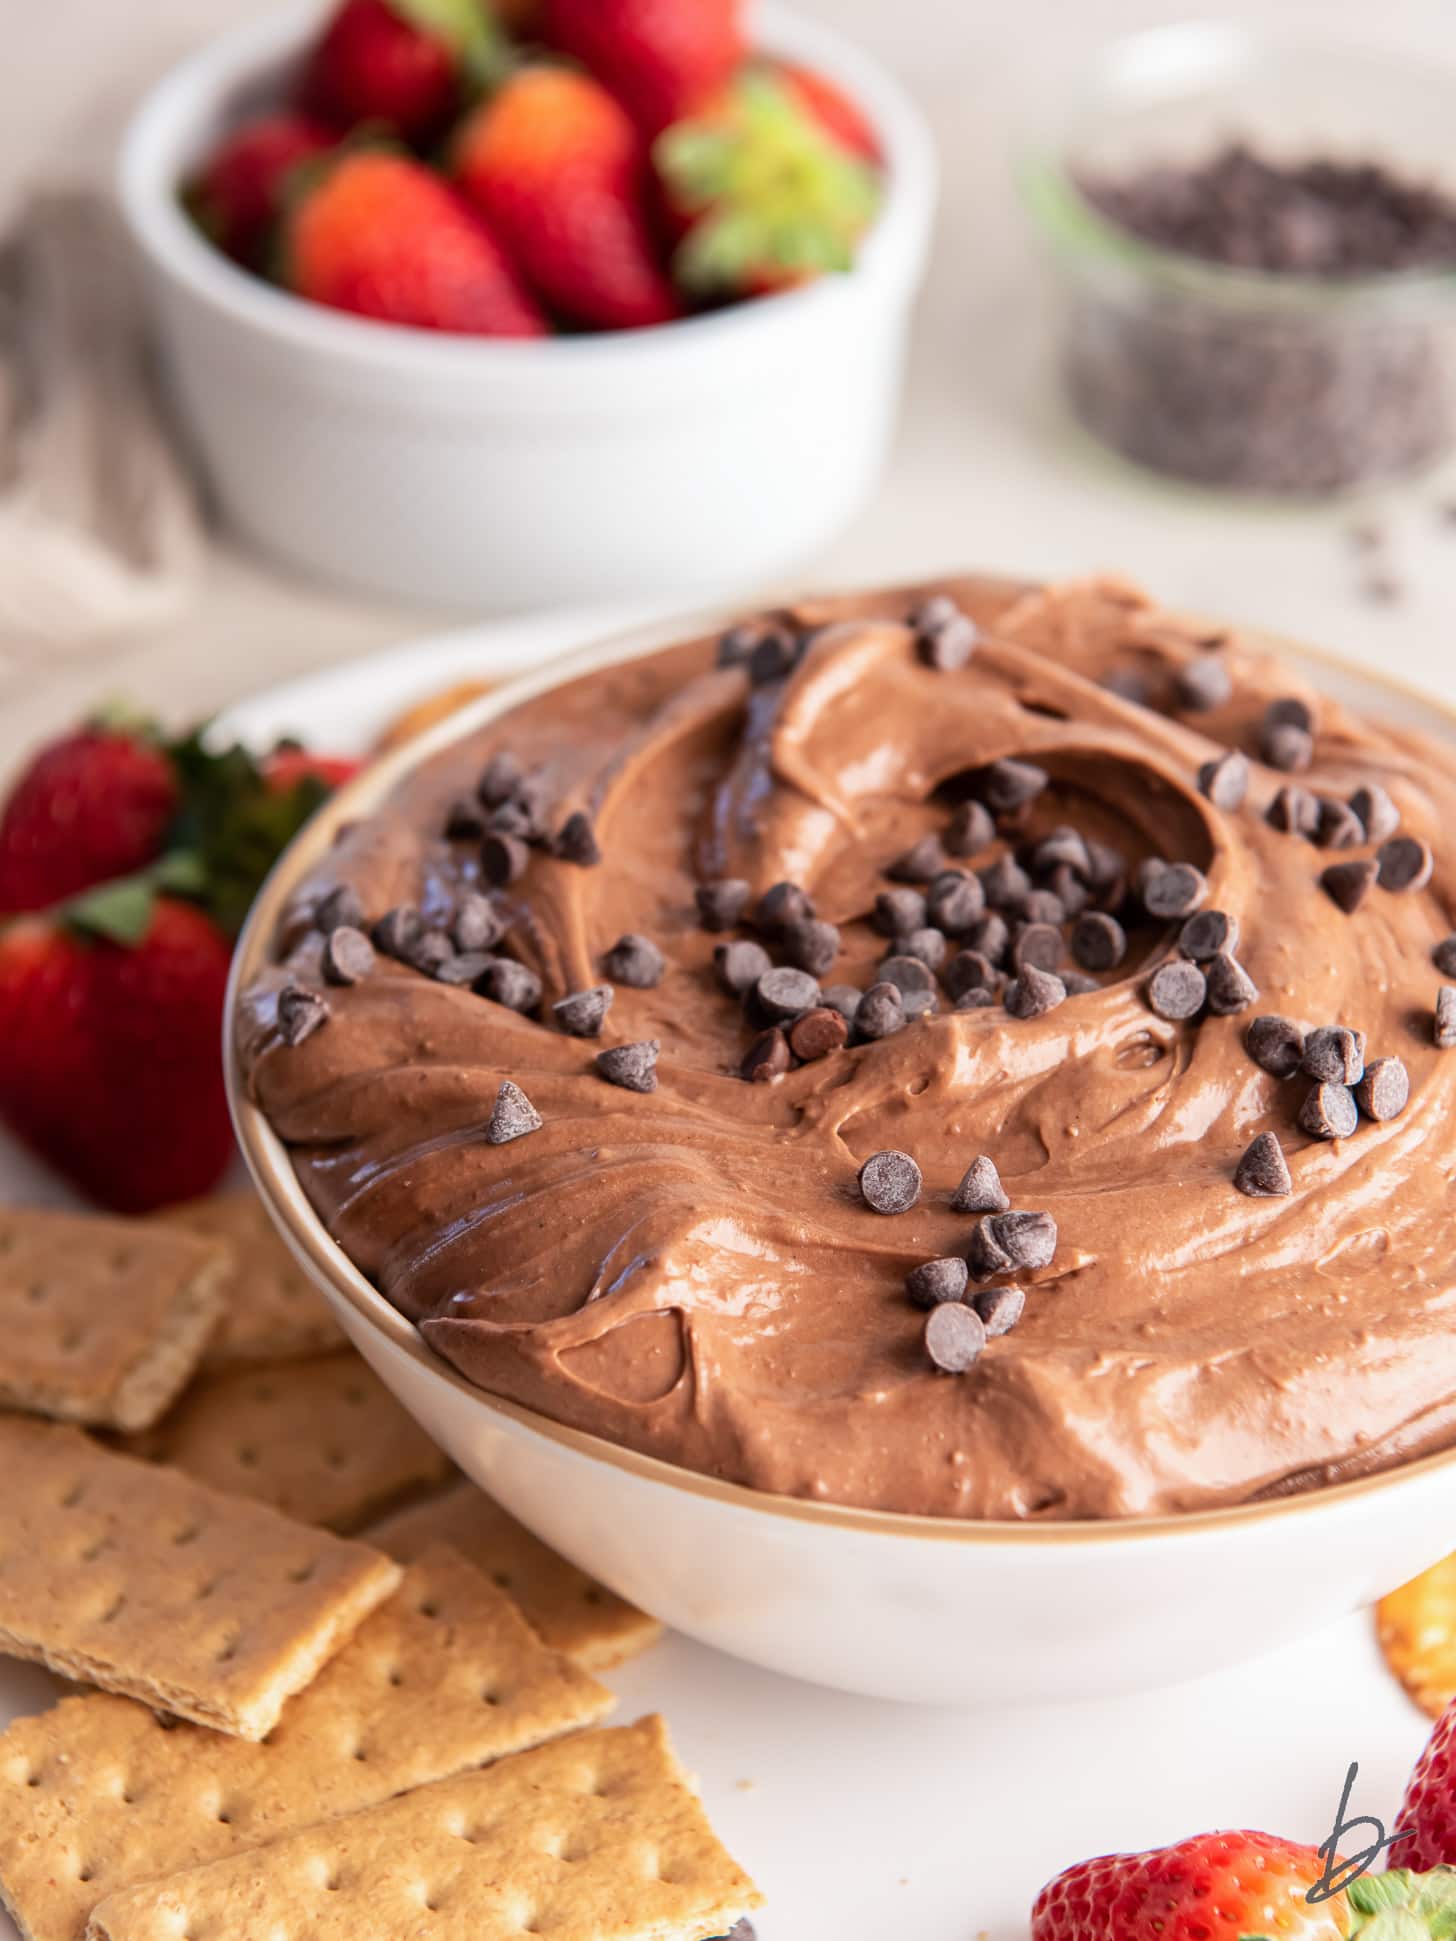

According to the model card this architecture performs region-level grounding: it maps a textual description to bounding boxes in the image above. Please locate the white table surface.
[1,4,1455,1935]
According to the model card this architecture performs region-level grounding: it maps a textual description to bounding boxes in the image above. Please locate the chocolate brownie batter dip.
[237,574,1456,1521]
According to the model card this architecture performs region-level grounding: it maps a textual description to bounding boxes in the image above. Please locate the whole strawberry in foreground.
[454,66,679,332]
[281,150,546,334]
[542,0,745,137]
[0,727,178,917]
[1396,1692,1456,1870]
[184,112,335,267]
[299,0,499,143]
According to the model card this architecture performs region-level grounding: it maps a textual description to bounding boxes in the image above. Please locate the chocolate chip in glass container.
[974,1283,1026,1337]
[1175,656,1233,712]
[980,1209,1058,1272]
[1260,721,1314,773]
[1377,835,1434,893]
[481,959,543,1014]
[1266,786,1320,839]
[482,832,530,887]
[1302,1025,1365,1086]
[1143,861,1208,920]
[1436,935,1456,979]
[945,799,996,858]
[1356,1055,1410,1121]
[1300,1081,1359,1140]
[1245,1014,1305,1079]
[322,925,375,987]
[755,965,821,1021]
[859,1149,922,1214]
[1234,1130,1292,1198]
[696,879,751,931]
[485,1079,541,1145]
[924,1301,986,1374]
[714,938,772,997]
[789,1006,849,1062]
[372,904,424,960]
[754,881,814,934]
[1350,783,1401,843]
[741,1028,791,1082]
[951,1154,1010,1215]
[1204,951,1260,1016]
[1004,964,1067,1019]
[927,870,985,935]
[888,834,950,884]
[1033,826,1093,878]
[906,1255,970,1309]
[1315,798,1365,851]
[1149,960,1207,1021]
[1179,909,1237,961]
[782,917,841,977]
[277,983,328,1047]
[594,1039,660,1093]
[602,933,665,989]
[1198,749,1250,811]
[1012,922,1064,974]
[856,981,906,1041]
[974,759,1049,816]
[316,885,364,934]
[1437,987,1456,1049]
[1320,857,1380,913]
[981,854,1032,911]
[476,751,523,807]
[1072,911,1127,972]
[554,811,602,867]
[553,985,614,1038]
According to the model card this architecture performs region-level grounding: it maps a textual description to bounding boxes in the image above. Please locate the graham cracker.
[86,1716,762,1941]
[1377,1551,1456,1717]
[130,1353,452,1532]
[153,1191,343,1369]
[371,1482,662,1670]
[0,1417,399,1741]
[0,1206,229,1434]
[0,1545,613,1941]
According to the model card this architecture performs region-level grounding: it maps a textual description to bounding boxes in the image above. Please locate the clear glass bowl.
[1019,22,1456,494]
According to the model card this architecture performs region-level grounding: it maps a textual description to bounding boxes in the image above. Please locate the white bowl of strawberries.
[118,0,935,612]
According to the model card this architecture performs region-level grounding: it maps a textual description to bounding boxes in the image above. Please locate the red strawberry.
[281,150,546,334]
[0,894,234,1212]
[541,0,745,137]
[299,0,499,143]
[774,61,880,162]
[656,72,882,299]
[262,749,364,793]
[453,67,679,332]
[1396,1694,1456,1869]
[1032,1832,1348,1940]
[185,112,335,267]
[0,729,178,918]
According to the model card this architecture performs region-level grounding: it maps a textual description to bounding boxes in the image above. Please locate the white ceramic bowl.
[118,3,936,612]
[226,602,1456,1708]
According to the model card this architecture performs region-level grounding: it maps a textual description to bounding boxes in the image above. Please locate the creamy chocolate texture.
[238,575,1456,1520]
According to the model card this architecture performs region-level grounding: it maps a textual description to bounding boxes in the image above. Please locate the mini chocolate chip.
[859,1149,922,1214]
[434,951,498,988]
[480,958,543,1014]
[979,1209,1058,1272]
[955,987,997,1010]
[715,623,759,668]
[1179,909,1237,961]
[1033,826,1092,877]
[1071,912,1127,972]
[445,797,486,841]
[1012,922,1063,974]
[789,1006,849,1062]
[1261,722,1314,773]
[924,1301,986,1374]
[756,966,821,1020]
[1149,960,1207,1021]
[888,834,950,883]
[1234,1130,1292,1198]
[907,593,961,632]
[951,1155,1010,1214]
[965,912,1010,966]
[879,953,934,997]
[602,934,665,989]
[1437,936,1456,979]
[945,799,996,857]
[1101,667,1149,705]
[554,812,601,867]
[1175,655,1232,711]
[927,871,985,934]
[696,879,751,931]
[482,833,530,887]
[974,759,1049,816]
[485,799,536,841]
[742,1027,791,1082]
[754,881,814,933]
[903,988,940,1020]
[1004,964,1066,1019]
[595,1039,660,1092]
[1377,835,1434,893]
[974,1284,1026,1336]
[1245,1014,1305,1079]
[553,985,613,1038]
[1143,862,1208,920]
[452,893,505,954]
[1204,951,1259,1016]
[822,985,862,1024]
[1022,889,1066,927]
[1047,865,1091,918]
[1356,1056,1410,1122]
[782,917,841,977]
[1315,798,1364,851]
[748,626,802,686]
[316,885,364,933]
[1350,783,1401,843]
[900,927,948,971]
[856,981,906,1041]
[372,905,424,959]
[1303,1025,1365,1087]
[486,1080,541,1145]
[476,752,523,807]
[943,950,998,1001]
[322,925,375,987]
[1083,840,1127,892]
[874,887,927,937]
[1266,696,1315,735]
[981,854,1032,910]
[1300,1081,1358,1140]
[906,1256,970,1309]
[1061,970,1101,995]
[277,983,328,1047]
[714,939,772,996]
[1197,750,1250,811]
[1320,857,1379,913]
[407,930,453,977]
[1437,987,1456,1049]
[914,605,979,672]
[1266,786,1320,838]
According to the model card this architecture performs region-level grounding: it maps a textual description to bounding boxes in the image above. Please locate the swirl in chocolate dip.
[237,574,1456,1521]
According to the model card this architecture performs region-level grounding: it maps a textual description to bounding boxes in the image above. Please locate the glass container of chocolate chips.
[1019,24,1456,493]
